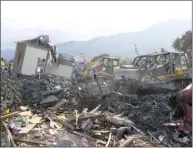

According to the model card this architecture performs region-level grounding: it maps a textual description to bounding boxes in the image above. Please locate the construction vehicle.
[113,51,191,93]
[72,54,120,81]
[73,51,191,94]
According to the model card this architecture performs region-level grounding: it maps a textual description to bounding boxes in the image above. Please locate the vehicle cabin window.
[173,54,180,66]
[164,54,170,64]
[180,55,187,66]
[113,60,118,66]
[157,55,166,65]
[103,59,108,68]
[138,57,147,67]
[133,57,139,66]
[108,59,113,67]
[149,56,157,68]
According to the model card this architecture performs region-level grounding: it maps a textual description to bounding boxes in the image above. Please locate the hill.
[1,19,191,60]
[56,19,191,59]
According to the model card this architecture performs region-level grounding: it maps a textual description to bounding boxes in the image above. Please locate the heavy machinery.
[72,54,120,81]
[71,54,120,95]
[113,51,192,93]
[73,51,191,95]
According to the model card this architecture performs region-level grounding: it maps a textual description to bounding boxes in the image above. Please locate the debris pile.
[1,73,192,147]
[1,73,23,110]
[105,93,173,132]
[1,104,158,147]
[21,74,72,105]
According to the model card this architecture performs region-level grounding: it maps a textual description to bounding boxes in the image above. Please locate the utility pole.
[135,45,140,56]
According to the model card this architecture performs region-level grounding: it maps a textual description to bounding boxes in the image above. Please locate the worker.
[1,58,5,72]
[8,63,13,77]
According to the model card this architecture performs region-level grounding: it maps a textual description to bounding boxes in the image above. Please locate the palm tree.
[172,38,181,52]
[180,30,192,66]
[180,30,192,53]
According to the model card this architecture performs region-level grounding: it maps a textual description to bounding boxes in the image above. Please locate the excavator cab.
[102,57,119,74]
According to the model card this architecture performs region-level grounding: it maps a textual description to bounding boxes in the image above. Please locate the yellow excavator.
[73,54,120,81]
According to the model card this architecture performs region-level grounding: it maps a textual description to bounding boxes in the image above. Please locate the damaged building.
[13,35,74,79]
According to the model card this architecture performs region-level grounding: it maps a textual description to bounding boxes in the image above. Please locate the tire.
[116,127,131,140]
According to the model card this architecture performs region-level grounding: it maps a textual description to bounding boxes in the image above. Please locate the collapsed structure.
[13,35,74,79]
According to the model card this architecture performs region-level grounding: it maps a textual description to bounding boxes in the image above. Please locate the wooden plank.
[49,99,67,111]
[1,111,20,120]
[46,110,75,130]
[67,114,105,122]
[13,137,48,145]
[105,132,112,147]
[18,123,36,134]
[2,121,16,147]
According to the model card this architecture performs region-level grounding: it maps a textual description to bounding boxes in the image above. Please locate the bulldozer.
[113,51,192,93]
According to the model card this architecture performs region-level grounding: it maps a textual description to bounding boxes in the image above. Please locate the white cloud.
[1,1,192,35]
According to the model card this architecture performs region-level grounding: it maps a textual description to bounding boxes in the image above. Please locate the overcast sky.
[2,1,192,36]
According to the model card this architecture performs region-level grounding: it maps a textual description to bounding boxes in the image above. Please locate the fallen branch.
[105,132,112,147]
[2,121,16,147]
[119,134,142,147]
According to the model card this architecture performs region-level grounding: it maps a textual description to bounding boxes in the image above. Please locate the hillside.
[56,19,191,59]
[1,19,191,60]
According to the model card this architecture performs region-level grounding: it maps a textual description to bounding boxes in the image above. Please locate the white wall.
[47,63,73,79]
[21,45,47,75]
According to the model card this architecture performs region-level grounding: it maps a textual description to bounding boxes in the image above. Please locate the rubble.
[1,72,23,109]
[104,93,173,132]
[1,70,192,147]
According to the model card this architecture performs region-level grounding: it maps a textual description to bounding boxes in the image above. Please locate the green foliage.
[172,30,192,65]
[180,30,192,52]
[119,58,133,66]
[172,38,181,51]
[172,30,192,52]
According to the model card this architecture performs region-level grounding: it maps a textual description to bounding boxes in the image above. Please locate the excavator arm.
[81,56,109,78]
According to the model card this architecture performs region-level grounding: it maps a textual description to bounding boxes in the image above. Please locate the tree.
[180,30,192,53]
[180,31,192,66]
[172,30,192,66]
[172,38,181,52]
